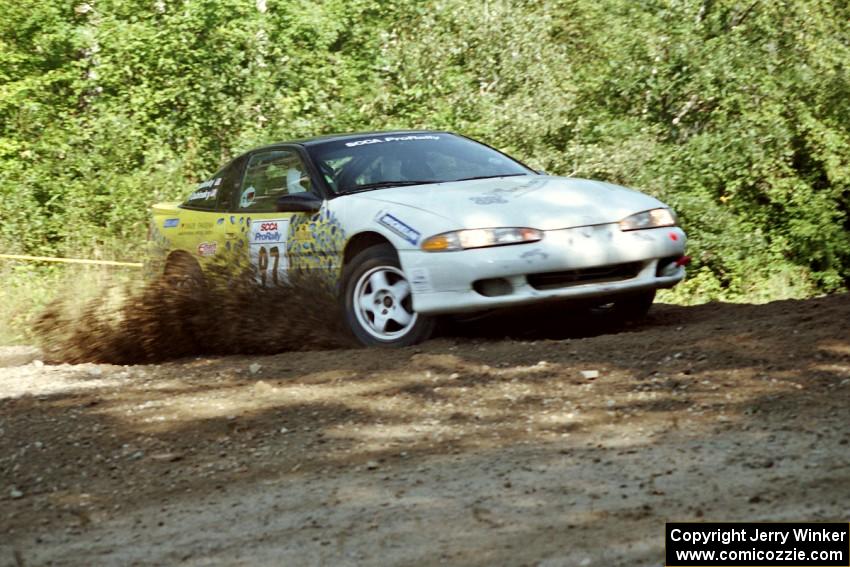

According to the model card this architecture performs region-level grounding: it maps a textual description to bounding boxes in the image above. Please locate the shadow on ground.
[1,293,848,565]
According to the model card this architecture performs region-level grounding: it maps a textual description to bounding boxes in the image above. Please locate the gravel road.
[2,295,849,566]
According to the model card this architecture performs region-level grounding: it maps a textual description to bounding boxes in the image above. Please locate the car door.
[234,147,321,286]
[173,156,246,265]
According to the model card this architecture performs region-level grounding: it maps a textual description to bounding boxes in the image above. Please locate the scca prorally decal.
[378,213,421,245]
[252,221,283,243]
[345,135,440,147]
[163,218,179,228]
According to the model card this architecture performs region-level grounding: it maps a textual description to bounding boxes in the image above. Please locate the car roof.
[250,129,453,151]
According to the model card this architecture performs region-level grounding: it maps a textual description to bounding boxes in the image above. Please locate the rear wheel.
[342,244,434,347]
[163,253,206,292]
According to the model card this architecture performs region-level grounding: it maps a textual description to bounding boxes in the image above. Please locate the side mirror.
[536,169,548,176]
[276,192,323,213]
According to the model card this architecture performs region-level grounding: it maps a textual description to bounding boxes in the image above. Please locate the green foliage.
[1,0,848,301]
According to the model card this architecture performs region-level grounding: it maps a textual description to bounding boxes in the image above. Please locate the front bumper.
[400,224,687,315]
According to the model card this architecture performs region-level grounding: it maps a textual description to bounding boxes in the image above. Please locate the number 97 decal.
[249,218,290,285]
[256,246,281,286]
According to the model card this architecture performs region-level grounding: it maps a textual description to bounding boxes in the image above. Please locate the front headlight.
[619,208,676,231]
[421,227,543,252]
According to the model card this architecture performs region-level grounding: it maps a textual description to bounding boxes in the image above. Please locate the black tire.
[342,244,435,347]
[163,253,206,292]
[610,289,656,320]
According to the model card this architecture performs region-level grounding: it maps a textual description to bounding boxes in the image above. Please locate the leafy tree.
[1,0,847,300]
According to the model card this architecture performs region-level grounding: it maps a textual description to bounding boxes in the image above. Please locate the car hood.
[351,175,667,231]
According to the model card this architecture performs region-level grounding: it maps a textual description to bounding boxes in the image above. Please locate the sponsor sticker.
[520,249,548,262]
[197,241,217,256]
[409,267,432,293]
[249,218,291,285]
[377,213,421,245]
[240,186,256,209]
[345,135,440,147]
[188,188,217,201]
[469,195,508,205]
[196,177,218,190]
[252,221,283,242]
[163,218,179,228]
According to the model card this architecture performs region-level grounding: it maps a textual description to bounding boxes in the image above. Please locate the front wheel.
[342,244,435,347]
[610,289,656,320]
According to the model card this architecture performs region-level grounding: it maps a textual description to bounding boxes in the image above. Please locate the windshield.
[305,133,534,194]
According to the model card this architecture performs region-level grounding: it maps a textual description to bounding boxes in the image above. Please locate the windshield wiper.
[340,180,441,194]
[452,173,531,182]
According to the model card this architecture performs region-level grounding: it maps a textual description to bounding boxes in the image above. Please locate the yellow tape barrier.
[0,253,143,268]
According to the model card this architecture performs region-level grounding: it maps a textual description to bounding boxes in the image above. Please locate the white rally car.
[150,130,688,346]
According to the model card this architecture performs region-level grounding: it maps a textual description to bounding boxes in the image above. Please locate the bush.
[1,0,848,308]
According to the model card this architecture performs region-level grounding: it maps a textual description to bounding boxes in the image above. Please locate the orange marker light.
[421,235,451,251]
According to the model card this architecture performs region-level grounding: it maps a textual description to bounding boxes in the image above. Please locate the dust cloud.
[34,264,352,364]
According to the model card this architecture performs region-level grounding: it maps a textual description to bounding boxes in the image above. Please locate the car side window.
[182,176,221,211]
[214,155,246,211]
[238,149,312,212]
[181,156,245,211]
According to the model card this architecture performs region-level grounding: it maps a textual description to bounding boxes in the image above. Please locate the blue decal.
[163,218,179,228]
[378,213,421,245]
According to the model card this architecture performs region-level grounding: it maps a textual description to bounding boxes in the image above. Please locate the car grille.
[526,262,643,290]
